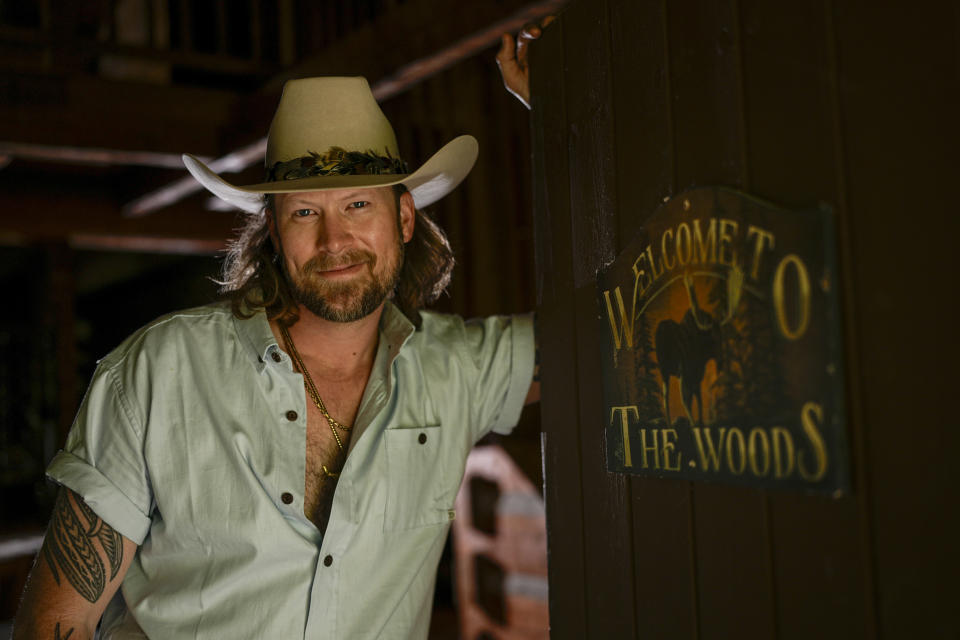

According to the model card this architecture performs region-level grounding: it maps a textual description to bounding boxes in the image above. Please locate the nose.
[316,211,354,254]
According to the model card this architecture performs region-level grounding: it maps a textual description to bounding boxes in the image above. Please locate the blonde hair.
[218,185,454,327]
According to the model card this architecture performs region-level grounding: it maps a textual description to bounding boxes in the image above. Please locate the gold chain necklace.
[278,323,351,478]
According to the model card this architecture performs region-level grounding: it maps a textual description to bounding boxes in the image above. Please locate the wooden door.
[531,1,959,638]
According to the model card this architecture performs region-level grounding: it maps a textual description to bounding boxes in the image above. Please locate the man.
[14,76,537,639]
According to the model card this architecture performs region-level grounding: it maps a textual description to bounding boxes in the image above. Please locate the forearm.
[14,572,98,639]
[524,312,541,405]
[13,488,137,639]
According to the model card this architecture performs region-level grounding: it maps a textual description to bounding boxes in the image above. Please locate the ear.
[398,191,415,243]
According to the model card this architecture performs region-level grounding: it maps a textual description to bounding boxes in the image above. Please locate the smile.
[316,262,366,277]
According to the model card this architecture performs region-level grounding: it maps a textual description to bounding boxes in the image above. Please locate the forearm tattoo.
[54,622,74,639]
[42,490,124,603]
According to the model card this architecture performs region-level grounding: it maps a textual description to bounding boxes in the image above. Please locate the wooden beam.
[0,188,234,254]
[0,25,271,76]
[126,0,568,217]
[278,0,296,67]
[70,234,225,254]
[123,137,266,216]
[0,75,237,156]
[373,0,566,102]
[0,141,209,169]
[264,0,563,91]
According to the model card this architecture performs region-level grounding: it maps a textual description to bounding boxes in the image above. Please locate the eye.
[292,208,314,218]
[347,201,369,210]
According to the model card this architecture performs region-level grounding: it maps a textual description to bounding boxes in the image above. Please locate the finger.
[516,25,538,66]
[519,22,541,41]
[497,33,516,64]
[515,36,529,68]
[541,15,556,29]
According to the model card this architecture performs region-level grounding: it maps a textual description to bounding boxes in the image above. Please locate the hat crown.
[265,77,400,167]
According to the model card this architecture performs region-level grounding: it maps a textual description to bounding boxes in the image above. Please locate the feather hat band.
[182,76,478,212]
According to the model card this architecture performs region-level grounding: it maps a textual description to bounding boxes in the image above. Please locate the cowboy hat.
[182,76,478,212]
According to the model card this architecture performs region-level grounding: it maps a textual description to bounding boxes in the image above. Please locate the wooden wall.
[531,1,958,638]
[381,52,535,319]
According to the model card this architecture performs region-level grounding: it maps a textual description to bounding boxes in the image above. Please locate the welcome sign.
[597,187,848,493]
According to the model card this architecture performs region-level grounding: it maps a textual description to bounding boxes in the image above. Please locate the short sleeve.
[460,313,536,440]
[46,360,154,545]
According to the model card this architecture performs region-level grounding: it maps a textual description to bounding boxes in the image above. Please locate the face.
[270,186,415,323]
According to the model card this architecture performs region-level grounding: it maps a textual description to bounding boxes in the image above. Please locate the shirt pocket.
[382,425,452,532]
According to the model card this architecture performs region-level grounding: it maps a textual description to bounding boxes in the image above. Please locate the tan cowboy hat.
[182,76,478,212]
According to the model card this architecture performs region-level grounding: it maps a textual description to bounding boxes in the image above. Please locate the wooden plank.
[666,1,776,638]
[0,75,235,157]
[530,17,588,640]
[0,186,234,251]
[607,0,699,636]
[447,62,500,316]
[481,55,535,314]
[609,0,676,230]
[0,141,204,169]
[830,3,959,636]
[277,0,296,66]
[667,0,748,189]
[562,1,638,637]
[215,0,228,55]
[178,0,192,52]
[249,0,262,61]
[737,2,872,638]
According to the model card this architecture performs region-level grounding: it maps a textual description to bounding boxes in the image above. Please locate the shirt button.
[323,555,333,567]
[281,492,293,504]
[271,351,282,362]
[286,410,298,421]
[418,432,427,445]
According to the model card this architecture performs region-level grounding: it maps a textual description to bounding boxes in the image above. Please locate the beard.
[283,240,404,323]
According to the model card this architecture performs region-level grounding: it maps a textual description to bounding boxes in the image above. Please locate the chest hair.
[301,380,365,535]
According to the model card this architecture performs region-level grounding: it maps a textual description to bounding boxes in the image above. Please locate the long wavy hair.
[219,184,454,327]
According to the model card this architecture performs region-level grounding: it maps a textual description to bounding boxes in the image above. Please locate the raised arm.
[496,16,555,109]
[525,317,541,405]
[13,487,138,640]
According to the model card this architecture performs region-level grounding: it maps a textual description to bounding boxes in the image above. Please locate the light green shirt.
[47,302,535,639]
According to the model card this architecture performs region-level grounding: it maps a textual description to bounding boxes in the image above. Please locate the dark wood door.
[531,1,959,638]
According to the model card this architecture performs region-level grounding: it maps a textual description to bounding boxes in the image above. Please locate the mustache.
[302,249,376,272]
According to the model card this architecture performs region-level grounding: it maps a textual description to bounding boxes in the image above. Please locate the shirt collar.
[378,301,416,357]
[232,307,280,374]
[232,302,416,374]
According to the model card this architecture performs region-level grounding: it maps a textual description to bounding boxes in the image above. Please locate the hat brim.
[183,135,478,213]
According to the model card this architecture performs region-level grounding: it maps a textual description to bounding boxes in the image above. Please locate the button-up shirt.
[46,302,535,639]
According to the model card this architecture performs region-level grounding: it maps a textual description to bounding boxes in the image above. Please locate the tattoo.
[75,495,124,580]
[54,622,74,640]
[43,490,124,602]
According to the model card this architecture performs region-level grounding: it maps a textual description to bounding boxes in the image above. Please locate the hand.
[496,16,555,110]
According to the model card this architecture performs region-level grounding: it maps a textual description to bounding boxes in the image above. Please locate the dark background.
[532,1,958,638]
